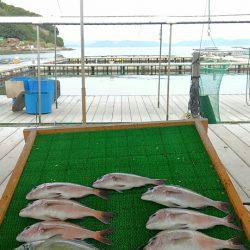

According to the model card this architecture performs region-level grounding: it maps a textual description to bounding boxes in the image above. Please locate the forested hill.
[0,1,64,46]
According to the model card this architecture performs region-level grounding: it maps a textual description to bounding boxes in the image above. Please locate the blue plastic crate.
[25,92,52,114]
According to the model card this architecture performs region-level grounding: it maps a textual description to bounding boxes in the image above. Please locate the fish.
[19,199,113,224]
[39,236,100,250]
[26,182,108,200]
[92,173,165,191]
[146,208,240,231]
[14,241,44,250]
[141,185,229,213]
[16,221,112,245]
[144,230,246,250]
[15,236,100,250]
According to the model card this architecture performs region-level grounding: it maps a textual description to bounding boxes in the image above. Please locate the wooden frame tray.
[0,118,250,240]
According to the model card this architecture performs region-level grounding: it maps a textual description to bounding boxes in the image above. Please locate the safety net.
[199,63,229,124]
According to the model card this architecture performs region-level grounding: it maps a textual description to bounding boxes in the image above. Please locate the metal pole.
[54,26,58,109]
[157,24,163,108]
[80,0,87,125]
[246,48,250,106]
[166,24,172,120]
[37,25,42,124]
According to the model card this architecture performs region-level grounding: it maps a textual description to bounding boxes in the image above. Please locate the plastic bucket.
[25,92,52,114]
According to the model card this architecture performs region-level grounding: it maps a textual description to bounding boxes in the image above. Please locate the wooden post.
[188,52,200,117]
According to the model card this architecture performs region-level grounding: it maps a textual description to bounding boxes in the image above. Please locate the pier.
[35,61,250,76]
[1,56,250,79]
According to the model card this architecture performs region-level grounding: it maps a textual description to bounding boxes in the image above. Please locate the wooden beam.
[23,119,208,140]
[195,120,250,240]
[0,130,36,225]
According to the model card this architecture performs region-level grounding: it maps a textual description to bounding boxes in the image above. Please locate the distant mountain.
[79,39,250,48]
[85,40,165,47]
[0,1,64,46]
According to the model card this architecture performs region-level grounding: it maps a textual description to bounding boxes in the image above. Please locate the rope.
[56,0,63,16]
[199,0,208,52]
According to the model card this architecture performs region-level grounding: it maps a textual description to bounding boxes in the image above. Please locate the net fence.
[199,63,229,123]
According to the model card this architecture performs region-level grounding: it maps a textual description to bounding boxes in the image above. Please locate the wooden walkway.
[0,124,250,213]
[0,94,250,124]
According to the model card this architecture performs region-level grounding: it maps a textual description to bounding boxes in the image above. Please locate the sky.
[2,0,250,46]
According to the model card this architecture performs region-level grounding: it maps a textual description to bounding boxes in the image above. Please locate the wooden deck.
[1,94,250,124]
[0,123,250,214]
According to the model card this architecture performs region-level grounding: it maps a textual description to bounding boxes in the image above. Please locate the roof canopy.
[0,15,250,25]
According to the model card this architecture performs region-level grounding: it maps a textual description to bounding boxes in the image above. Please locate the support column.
[157,24,163,108]
[80,0,87,125]
[188,52,200,116]
[54,26,58,109]
[166,24,172,120]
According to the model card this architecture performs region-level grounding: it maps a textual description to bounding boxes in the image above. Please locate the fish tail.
[96,189,109,199]
[227,237,246,250]
[97,211,114,224]
[152,179,166,185]
[215,201,230,213]
[223,214,241,231]
[95,228,113,245]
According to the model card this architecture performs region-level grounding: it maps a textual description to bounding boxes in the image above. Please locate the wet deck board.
[1,94,250,124]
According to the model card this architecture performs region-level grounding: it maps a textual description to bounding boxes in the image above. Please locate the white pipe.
[166,24,172,120]
[80,0,86,125]
[54,26,58,109]
[37,25,42,124]
[157,24,163,108]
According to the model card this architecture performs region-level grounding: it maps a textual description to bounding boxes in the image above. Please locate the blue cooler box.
[25,92,52,114]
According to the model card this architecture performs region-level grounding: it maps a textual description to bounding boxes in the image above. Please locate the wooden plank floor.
[0,124,250,211]
[0,94,250,124]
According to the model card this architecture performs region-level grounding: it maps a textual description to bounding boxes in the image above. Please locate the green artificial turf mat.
[0,124,249,249]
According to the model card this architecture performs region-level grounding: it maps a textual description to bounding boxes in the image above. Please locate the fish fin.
[47,235,63,240]
[215,201,230,213]
[116,190,123,193]
[168,201,182,207]
[224,214,241,231]
[165,190,182,195]
[96,189,109,199]
[46,185,64,189]
[116,184,126,188]
[153,179,166,185]
[228,237,246,250]
[98,212,114,224]
[41,227,62,233]
[52,192,64,198]
[112,176,122,181]
[177,223,190,229]
[95,228,113,245]
[171,236,193,244]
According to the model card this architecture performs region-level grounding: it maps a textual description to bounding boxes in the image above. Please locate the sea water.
[57,73,247,96]
[0,46,248,96]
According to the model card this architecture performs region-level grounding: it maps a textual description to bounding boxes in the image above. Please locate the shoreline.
[0,47,74,55]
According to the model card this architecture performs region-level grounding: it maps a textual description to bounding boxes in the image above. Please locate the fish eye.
[149,237,156,245]
[24,225,31,230]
